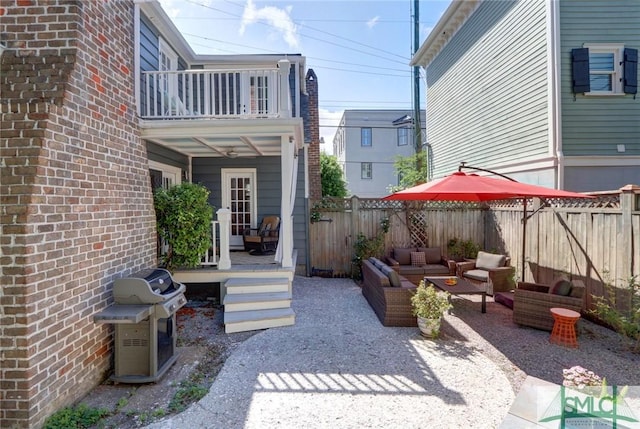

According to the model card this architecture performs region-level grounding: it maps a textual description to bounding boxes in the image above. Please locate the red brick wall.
[305,69,321,200]
[0,1,157,428]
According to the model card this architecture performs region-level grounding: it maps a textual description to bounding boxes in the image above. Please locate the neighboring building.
[411,0,639,191]
[0,1,319,427]
[333,109,426,197]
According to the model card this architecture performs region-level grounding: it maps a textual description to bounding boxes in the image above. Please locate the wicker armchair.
[456,251,515,295]
[242,216,280,255]
[513,280,585,331]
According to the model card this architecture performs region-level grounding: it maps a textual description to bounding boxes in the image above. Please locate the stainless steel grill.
[95,268,186,383]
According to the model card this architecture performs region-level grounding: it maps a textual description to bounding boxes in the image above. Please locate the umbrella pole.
[521,198,527,282]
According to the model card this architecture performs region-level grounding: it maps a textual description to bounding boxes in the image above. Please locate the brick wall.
[305,69,321,200]
[0,1,157,428]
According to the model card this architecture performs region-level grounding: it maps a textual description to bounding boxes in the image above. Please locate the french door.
[221,169,257,248]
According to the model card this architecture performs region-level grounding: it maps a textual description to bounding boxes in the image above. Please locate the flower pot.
[417,316,442,338]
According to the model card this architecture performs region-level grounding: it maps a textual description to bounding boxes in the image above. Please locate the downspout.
[134,2,141,117]
[547,0,564,189]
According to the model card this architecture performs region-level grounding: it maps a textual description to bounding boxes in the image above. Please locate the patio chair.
[456,251,515,295]
[513,279,585,331]
[243,216,280,255]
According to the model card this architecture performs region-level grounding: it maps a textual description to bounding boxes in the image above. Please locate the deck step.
[224,308,295,333]
[224,277,290,294]
[223,291,292,312]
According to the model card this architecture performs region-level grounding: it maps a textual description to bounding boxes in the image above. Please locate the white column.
[278,59,291,118]
[278,135,294,268]
[217,208,231,270]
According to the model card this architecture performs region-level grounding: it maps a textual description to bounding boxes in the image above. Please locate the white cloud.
[240,0,299,49]
[367,16,380,29]
[319,108,344,155]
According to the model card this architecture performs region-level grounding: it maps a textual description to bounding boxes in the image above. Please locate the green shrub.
[154,183,214,271]
[168,380,208,413]
[590,274,639,353]
[43,404,110,429]
[351,217,389,279]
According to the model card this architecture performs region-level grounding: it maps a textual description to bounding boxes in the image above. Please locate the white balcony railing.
[142,68,289,120]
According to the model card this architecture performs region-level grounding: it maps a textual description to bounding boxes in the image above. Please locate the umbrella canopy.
[383,171,593,281]
[383,171,591,201]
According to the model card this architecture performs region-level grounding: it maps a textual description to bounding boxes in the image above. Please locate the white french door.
[221,168,257,248]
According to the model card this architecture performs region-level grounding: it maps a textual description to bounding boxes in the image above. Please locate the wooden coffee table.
[425,276,487,313]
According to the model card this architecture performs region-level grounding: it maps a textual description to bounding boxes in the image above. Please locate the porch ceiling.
[139,118,304,158]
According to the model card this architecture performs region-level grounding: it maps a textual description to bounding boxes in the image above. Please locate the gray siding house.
[333,109,425,198]
[411,0,639,191]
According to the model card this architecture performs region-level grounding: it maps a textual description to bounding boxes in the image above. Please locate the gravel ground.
[144,276,640,429]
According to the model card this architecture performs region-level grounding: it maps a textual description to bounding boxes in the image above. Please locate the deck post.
[217,208,232,270]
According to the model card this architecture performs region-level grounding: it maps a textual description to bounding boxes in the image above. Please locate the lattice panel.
[409,210,428,247]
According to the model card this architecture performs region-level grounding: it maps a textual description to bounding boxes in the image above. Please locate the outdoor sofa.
[361,257,417,327]
[384,247,452,285]
[513,279,585,331]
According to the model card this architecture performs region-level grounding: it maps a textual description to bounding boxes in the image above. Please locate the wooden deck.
[172,250,297,284]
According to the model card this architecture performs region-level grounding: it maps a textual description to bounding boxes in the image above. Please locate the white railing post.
[217,208,232,270]
[277,59,291,118]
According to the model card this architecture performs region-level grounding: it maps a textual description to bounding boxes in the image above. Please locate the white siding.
[426,0,549,178]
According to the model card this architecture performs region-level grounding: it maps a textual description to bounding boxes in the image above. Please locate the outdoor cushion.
[424,264,450,275]
[463,269,489,282]
[387,270,402,287]
[393,248,414,265]
[369,257,385,270]
[475,251,506,270]
[397,265,427,275]
[550,279,572,296]
[411,252,426,266]
[418,247,441,264]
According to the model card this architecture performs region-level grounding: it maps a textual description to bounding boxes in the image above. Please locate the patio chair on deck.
[243,216,280,255]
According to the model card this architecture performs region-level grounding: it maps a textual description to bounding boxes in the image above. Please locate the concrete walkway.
[146,277,514,429]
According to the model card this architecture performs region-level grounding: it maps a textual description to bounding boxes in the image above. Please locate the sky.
[158,0,452,154]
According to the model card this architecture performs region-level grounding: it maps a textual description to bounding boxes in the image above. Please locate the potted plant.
[410,280,452,338]
[447,238,480,261]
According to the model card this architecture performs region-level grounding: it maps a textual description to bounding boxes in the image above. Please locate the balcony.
[141,66,291,120]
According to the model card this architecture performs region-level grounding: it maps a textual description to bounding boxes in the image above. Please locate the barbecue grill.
[94,268,186,383]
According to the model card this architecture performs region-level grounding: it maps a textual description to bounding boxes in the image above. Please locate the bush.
[44,404,110,429]
[590,274,639,353]
[154,183,214,271]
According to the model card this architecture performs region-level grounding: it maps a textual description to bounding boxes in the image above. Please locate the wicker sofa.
[361,257,417,327]
[513,279,586,331]
[456,251,515,296]
[384,247,452,285]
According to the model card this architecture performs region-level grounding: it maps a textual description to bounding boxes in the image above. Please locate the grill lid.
[113,268,186,305]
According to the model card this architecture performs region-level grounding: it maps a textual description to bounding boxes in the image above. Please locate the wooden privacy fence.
[309,186,639,310]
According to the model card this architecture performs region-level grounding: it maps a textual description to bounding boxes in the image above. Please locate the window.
[361,128,372,147]
[586,44,624,94]
[397,127,410,146]
[361,162,372,179]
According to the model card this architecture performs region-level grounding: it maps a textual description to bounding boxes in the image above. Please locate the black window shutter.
[571,48,590,93]
[623,48,638,95]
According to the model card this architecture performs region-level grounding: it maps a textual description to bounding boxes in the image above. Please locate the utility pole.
[412,0,424,181]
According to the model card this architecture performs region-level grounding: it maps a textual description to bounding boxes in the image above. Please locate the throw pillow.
[410,251,426,266]
[394,248,413,265]
[550,279,572,296]
[387,270,402,287]
[418,247,442,264]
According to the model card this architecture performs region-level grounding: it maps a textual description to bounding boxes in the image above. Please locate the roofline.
[136,0,305,69]
[410,0,481,68]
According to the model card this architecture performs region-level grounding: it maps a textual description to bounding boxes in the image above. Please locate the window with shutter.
[581,44,626,95]
[572,48,590,93]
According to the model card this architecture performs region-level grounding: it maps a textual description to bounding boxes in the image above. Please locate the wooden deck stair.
[222,277,295,333]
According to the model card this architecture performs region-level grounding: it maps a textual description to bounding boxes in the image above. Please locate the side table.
[549,307,580,348]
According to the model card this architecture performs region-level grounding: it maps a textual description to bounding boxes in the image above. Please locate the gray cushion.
[387,270,402,287]
[396,265,426,275]
[418,247,442,264]
[464,269,489,282]
[393,248,414,265]
[379,264,394,277]
[475,251,506,270]
[424,264,450,275]
[550,279,572,296]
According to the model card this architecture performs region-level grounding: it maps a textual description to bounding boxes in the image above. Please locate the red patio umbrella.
[383,171,593,279]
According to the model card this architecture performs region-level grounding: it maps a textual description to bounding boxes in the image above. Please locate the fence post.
[620,185,639,279]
